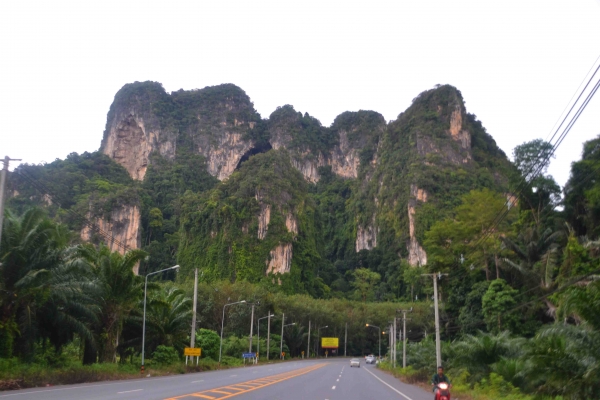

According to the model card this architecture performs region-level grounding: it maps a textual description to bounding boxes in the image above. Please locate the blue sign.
[242,352,256,358]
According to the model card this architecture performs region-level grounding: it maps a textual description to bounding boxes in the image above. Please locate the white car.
[365,355,376,364]
[350,358,360,368]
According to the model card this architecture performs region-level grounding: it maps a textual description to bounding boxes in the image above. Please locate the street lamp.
[219,300,247,364]
[317,325,328,357]
[280,321,296,359]
[366,323,381,360]
[257,313,274,359]
[141,264,180,373]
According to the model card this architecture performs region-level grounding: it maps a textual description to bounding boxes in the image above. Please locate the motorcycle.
[434,382,451,400]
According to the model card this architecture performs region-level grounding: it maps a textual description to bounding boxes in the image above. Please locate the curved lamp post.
[366,323,381,360]
[257,313,274,359]
[141,264,180,373]
[219,300,247,364]
[280,322,296,359]
[317,325,328,357]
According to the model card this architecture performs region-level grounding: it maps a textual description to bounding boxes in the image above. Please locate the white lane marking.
[230,374,238,377]
[363,367,413,400]
[336,379,339,382]
[191,380,204,383]
[339,375,341,378]
[332,386,336,390]
[0,381,139,397]
[117,389,143,394]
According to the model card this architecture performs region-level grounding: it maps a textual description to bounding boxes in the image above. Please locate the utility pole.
[422,272,447,367]
[398,308,412,368]
[280,313,284,359]
[267,313,271,360]
[188,269,199,365]
[0,156,21,250]
[249,303,255,353]
[389,323,392,358]
[307,320,311,359]
[344,323,348,357]
[393,317,397,368]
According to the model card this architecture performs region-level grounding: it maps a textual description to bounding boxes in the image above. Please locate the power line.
[445,69,600,286]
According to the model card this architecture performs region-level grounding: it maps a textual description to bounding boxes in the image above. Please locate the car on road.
[350,358,360,368]
[365,355,376,364]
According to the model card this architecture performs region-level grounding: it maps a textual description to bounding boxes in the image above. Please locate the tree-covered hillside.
[4,81,600,398]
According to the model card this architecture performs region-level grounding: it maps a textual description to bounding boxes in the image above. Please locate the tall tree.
[351,268,380,302]
[425,189,516,280]
[0,208,95,359]
[75,243,147,363]
[141,283,192,354]
[564,135,600,237]
[482,279,519,333]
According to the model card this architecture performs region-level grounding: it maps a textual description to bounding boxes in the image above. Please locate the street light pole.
[344,323,347,357]
[219,300,247,364]
[142,264,180,374]
[280,313,284,359]
[365,324,381,360]
[280,319,296,360]
[267,313,271,360]
[257,314,274,359]
[317,326,328,357]
[248,303,258,353]
[307,320,311,359]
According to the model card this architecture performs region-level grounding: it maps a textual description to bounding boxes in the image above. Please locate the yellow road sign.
[321,337,339,348]
[184,347,201,357]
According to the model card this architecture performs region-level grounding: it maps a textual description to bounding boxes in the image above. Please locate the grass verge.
[0,356,279,391]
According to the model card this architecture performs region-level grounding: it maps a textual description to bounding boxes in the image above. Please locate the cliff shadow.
[235,142,273,170]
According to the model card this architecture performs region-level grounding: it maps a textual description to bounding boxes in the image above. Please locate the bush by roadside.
[0,356,225,391]
[377,362,560,400]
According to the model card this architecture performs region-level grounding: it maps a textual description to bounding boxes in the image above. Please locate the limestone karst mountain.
[9,81,512,295]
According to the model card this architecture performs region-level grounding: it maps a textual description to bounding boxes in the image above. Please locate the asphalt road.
[0,359,435,400]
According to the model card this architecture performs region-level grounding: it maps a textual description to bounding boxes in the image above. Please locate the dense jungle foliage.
[2,82,600,398]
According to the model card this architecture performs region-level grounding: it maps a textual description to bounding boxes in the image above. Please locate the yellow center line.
[206,390,235,395]
[166,363,326,400]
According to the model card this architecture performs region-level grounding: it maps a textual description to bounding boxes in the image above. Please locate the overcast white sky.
[1,0,599,187]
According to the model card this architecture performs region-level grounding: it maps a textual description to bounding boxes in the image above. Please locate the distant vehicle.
[365,355,376,364]
[350,358,361,368]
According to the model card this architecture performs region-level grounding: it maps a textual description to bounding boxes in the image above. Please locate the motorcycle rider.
[431,366,451,394]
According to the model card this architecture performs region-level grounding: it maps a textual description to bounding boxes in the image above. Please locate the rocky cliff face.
[80,205,141,273]
[100,82,178,181]
[101,82,260,182]
[102,113,175,180]
[266,243,293,275]
[102,84,382,189]
[100,82,509,280]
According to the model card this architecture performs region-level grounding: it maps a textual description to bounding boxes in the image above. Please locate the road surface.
[0,359,434,400]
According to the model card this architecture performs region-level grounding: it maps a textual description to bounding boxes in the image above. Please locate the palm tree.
[448,331,523,383]
[0,208,73,358]
[502,226,564,290]
[283,324,306,357]
[75,243,147,363]
[143,283,192,354]
[524,324,600,398]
